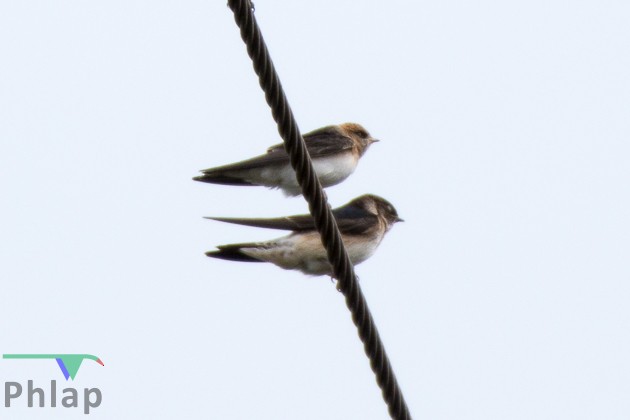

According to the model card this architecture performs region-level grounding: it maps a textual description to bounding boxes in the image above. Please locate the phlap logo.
[3,353,104,414]
[4,354,104,380]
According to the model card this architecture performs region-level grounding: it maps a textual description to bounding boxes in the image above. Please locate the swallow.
[193,123,378,196]
[205,194,402,277]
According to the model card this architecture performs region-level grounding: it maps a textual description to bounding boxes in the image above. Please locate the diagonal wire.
[225,1,412,418]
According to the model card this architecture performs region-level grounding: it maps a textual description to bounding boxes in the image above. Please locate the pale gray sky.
[1,1,629,419]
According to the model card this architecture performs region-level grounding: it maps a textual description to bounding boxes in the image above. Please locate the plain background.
[1,1,629,419]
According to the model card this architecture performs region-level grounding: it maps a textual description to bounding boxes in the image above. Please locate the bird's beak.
[396,217,404,223]
[369,138,380,144]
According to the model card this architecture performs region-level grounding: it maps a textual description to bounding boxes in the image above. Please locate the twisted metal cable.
[226,1,411,418]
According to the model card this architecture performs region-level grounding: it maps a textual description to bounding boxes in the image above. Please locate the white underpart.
[240,229,384,276]
[239,151,358,196]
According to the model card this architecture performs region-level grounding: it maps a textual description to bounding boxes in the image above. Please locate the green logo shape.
[3,354,104,380]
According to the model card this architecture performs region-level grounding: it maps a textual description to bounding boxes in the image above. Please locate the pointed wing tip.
[203,216,229,222]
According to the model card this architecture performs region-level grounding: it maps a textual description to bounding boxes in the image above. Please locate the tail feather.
[193,173,255,186]
[206,244,263,263]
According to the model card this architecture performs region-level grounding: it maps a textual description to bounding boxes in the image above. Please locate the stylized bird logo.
[3,354,104,380]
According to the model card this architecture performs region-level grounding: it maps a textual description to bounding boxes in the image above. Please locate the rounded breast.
[312,152,358,187]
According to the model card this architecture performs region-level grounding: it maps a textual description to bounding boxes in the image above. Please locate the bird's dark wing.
[206,203,377,235]
[330,204,379,235]
[265,126,354,159]
[206,214,316,231]
[197,149,289,174]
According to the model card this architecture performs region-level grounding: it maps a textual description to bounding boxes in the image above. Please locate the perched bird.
[193,123,378,196]
[205,194,402,277]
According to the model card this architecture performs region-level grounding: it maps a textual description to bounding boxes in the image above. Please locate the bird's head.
[348,194,403,230]
[340,122,379,155]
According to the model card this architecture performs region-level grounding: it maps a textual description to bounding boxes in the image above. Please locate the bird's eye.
[355,129,368,139]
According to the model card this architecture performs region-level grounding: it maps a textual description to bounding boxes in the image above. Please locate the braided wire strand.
[226,1,411,418]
